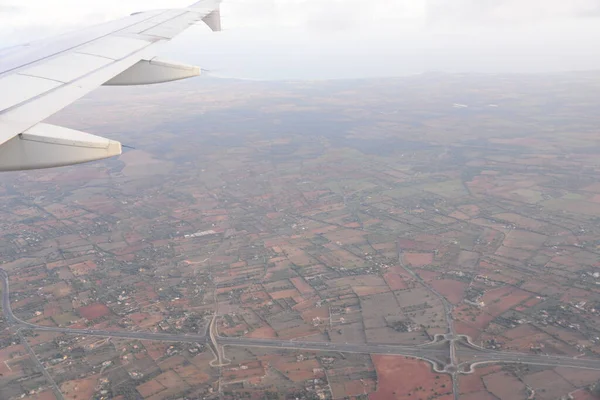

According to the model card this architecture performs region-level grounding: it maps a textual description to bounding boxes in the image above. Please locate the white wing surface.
[0,0,222,171]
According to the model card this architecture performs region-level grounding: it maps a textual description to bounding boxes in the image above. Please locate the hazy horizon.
[2,0,600,79]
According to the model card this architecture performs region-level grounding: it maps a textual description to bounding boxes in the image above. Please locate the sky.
[1,0,600,79]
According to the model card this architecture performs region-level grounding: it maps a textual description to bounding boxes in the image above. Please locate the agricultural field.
[3,72,600,399]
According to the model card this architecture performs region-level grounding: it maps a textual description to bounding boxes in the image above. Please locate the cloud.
[3,0,599,41]
[2,0,600,78]
[220,0,424,30]
[0,5,21,13]
[426,0,600,24]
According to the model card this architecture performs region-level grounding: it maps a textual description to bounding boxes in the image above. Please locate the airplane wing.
[0,0,222,171]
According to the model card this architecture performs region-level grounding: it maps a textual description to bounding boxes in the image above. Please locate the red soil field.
[60,374,100,400]
[264,238,289,248]
[403,252,434,266]
[223,362,266,382]
[343,379,376,397]
[458,204,480,217]
[344,222,361,228]
[27,331,61,347]
[523,297,542,308]
[372,242,397,251]
[0,360,13,378]
[136,379,164,398]
[570,389,597,400]
[158,355,186,371]
[583,182,600,193]
[46,260,68,270]
[42,281,72,298]
[399,238,438,252]
[173,364,211,386]
[155,370,187,390]
[268,358,321,382]
[453,303,496,332]
[383,272,408,291]
[290,276,315,294]
[503,230,547,250]
[481,285,512,303]
[459,365,500,396]
[270,288,300,300]
[449,210,470,220]
[277,325,318,340]
[301,306,329,322]
[78,303,111,320]
[241,290,270,304]
[561,288,596,302]
[484,288,531,316]
[555,367,600,387]
[429,279,468,304]
[221,322,249,336]
[495,245,532,261]
[353,286,390,296]
[460,392,497,400]
[551,254,580,268]
[414,269,440,281]
[522,369,575,398]
[22,389,57,400]
[142,342,168,361]
[370,356,452,400]
[483,371,527,399]
[468,312,496,331]
[503,323,539,339]
[69,260,97,276]
[14,271,49,284]
[230,261,247,268]
[293,298,320,312]
[247,325,277,339]
[453,320,481,340]
[128,312,150,324]
[43,302,62,318]
[216,283,250,294]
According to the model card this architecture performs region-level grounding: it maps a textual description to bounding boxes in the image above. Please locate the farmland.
[3,72,600,399]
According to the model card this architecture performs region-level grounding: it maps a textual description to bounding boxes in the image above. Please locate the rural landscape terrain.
[2,72,600,399]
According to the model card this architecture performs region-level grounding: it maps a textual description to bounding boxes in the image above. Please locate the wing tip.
[202,8,222,32]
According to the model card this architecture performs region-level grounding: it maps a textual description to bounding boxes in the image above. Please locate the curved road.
[4,266,600,399]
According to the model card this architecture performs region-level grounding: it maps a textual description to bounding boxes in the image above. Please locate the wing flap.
[77,36,153,60]
[0,52,145,146]
[19,53,113,83]
[0,0,222,169]
[0,74,62,112]
[103,58,200,86]
[0,123,121,171]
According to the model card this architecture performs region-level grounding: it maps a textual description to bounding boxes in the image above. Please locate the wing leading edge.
[0,0,222,172]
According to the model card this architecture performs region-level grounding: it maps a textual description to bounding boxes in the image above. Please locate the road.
[17,329,65,400]
[4,267,600,398]
[219,336,449,365]
[1,269,209,343]
[397,249,460,398]
[458,347,600,372]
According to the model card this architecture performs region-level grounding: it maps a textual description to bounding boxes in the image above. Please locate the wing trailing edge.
[103,58,201,86]
[0,0,223,171]
[0,123,121,171]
